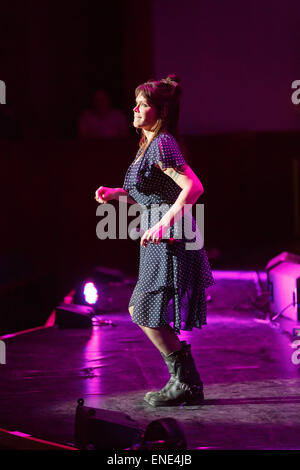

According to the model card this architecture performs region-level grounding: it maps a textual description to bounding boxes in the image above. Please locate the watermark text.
[291,328,300,365]
[0,340,6,365]
[96,200,204,250]
[0,80,6,104]
[291,80,300,105]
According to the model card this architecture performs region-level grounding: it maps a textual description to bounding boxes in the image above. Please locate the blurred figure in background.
[78,88,129,138]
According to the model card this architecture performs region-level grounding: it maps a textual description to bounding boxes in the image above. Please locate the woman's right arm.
[95,186,137,205]
[113,188,137,205]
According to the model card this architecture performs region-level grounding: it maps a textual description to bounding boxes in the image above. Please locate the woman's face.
[133,93,157,131]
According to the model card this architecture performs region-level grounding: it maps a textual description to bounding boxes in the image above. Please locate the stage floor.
[1,277,300,450]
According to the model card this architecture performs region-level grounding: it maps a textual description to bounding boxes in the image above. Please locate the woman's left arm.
[140,163,204,246]
[157,162,204,229]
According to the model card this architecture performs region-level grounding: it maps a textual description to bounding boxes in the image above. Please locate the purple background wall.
[153,0,300,133]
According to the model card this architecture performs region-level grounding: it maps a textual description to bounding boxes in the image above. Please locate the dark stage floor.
[0,275,300,450]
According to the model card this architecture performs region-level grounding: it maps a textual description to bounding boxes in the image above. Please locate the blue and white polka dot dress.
[123,132,215,333]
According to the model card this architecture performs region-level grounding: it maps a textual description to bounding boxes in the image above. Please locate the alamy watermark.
[291,328,300,366]
[291,80,300,105]
[0,80,6,104]
[96,198,204,251]
[0,340,6,365]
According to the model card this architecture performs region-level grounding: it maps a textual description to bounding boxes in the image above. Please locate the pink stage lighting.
[83,282,99,305]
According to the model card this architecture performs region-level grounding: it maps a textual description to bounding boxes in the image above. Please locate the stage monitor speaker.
[55,304,93,328]
[266,252,300,322]
[141,417,187,450]
[75,399,141,450]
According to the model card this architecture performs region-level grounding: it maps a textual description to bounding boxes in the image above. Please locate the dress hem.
[129,284,208,334]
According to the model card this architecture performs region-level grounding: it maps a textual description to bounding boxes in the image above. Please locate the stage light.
[83,282,99,305]
[71,266,128,312]
[72,279,101,308]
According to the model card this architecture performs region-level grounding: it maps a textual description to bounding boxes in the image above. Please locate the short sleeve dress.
[122,132,215,334]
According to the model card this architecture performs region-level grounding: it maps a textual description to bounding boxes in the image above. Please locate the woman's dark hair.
[135,74,182,153]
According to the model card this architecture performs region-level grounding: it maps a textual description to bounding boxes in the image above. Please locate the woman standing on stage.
[95,75,214,406]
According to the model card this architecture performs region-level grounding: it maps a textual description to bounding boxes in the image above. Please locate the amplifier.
[267,256,300,322]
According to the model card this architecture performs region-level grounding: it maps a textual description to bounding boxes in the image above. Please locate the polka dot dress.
[122,132,215,333]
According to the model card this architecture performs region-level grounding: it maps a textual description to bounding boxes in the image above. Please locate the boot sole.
[144,395,205,407]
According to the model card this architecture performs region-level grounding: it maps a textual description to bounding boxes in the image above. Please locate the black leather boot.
[144,343,204,407]
[144,341,187,402]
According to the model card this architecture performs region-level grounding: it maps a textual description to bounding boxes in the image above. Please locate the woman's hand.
[95,186,116,204]
[140,223,170,247]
